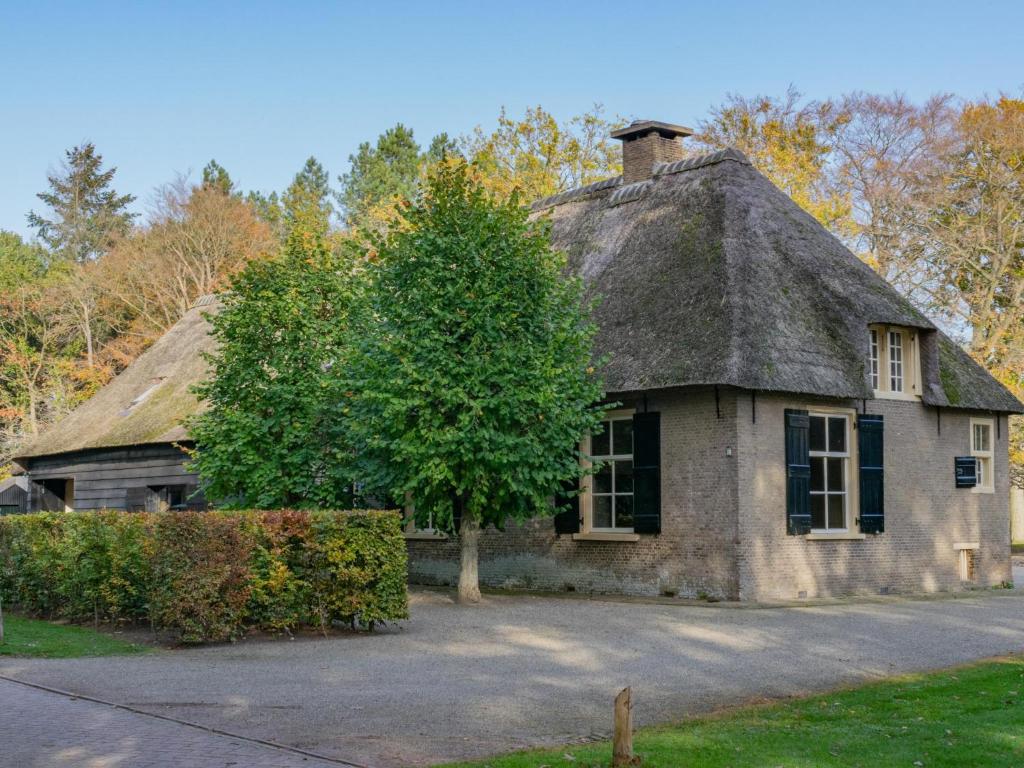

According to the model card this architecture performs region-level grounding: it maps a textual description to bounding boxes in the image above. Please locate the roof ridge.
[531,176,621,211]
[653,147,750,178]
[531,148,751,212]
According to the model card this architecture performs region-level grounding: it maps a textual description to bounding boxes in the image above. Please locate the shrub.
[0,508,407,643]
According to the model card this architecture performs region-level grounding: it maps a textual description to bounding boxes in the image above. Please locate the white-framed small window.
[869,329,880,390]
[888,330,904,392]
[970,417,994,493]
[808,412,851,532]
[868,324,921,400]
[583,411,635,532]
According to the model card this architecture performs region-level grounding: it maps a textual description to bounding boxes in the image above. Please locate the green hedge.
[0,509,407,643]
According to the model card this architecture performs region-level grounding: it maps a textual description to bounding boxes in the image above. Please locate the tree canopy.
[348,161,606,601]
[27,143,136,264]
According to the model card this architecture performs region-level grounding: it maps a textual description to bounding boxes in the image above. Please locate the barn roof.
[533,148,1023,413]
[15,295,220,461]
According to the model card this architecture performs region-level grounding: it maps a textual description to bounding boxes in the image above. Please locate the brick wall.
[407,387,742,598]
[736,392,1012,601]
[408,386,1012,601]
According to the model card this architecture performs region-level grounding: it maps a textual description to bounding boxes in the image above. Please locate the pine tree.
[27,143,136,263]
[201,160,236,196]
[337,124,423,227]
[284,157,334,242]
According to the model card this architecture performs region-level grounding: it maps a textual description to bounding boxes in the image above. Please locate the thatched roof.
[16,295,220,461]
[535,148,1023,413]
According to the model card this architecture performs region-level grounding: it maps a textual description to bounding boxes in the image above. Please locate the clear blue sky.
[3,0,1022,236]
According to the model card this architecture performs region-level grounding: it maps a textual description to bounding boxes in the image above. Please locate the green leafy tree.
[337,124,423,228]
[27,142,136,263]
[350,161,606,602]
[188,163,356,508]
[201,160,236,195]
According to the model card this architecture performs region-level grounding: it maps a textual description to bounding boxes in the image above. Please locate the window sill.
[572,532,641,543]
[971,486,994,495]
[954,541,980,551]
[403,531,449,541]
[805,532,867,541]
[871,390,921,402]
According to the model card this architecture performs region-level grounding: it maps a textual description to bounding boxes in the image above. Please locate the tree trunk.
[458,508,482,604]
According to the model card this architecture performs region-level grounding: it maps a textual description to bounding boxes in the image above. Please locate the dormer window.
[868,325,921,400]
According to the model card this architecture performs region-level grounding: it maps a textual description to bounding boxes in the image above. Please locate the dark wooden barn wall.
[24,443,199,512]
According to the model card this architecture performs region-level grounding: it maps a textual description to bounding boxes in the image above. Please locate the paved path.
[0,678,345,768]
[2,587,1023,767]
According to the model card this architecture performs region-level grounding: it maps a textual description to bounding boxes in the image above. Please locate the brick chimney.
[611,120,693,185]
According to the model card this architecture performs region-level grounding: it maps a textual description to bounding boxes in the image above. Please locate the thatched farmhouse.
[15,120,1022,601]
[406,120,1023,600]
[13,295,217,513]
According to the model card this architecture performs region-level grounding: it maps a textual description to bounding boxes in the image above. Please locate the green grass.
[0,615,150,658]
[444,657,1024,768]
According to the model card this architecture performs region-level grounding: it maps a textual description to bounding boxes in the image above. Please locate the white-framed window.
[584,412,635,532]
[808,412,850,532]
[868,324,920,400]
[888,330,904,392]
[869,329,880,390]
[970,417,994,493]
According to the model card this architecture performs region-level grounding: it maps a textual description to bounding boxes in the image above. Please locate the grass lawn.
[0,615,150,658]
[444,657,1024,768]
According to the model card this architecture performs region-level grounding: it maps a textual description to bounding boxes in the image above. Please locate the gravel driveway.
[3,587,1023,767]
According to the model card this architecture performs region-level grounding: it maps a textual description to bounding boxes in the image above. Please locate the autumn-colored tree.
[463,105,623,201]
[924,97,1024,476]
[98,180,275,344]
[697,88,852,231]
[830,93,957,294]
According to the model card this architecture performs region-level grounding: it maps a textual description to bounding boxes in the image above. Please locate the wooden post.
[612,686,633,766]
[0,594,5,645]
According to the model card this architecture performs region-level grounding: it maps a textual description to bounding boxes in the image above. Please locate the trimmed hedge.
[0,509,407,643]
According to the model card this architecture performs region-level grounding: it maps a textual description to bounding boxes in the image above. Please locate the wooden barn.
[13,296,218,513]
[0,476,29,515]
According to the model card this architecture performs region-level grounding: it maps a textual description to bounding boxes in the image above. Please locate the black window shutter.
[858,413,884,533]
[785,409,812,534]
[553,475,581,534]
[632,411,661,534]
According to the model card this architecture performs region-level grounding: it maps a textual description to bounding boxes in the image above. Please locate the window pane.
[810,457,825,492]
[615,460,634,494]
[594,462,612,494]
[612,419,633,456]
[593,495,612,528]
[828,417,846,453]
[591,423,610,456]
[614,495,634,528]
[889,331,903,392]
[974,424,990,452]
[869,330,879,390]
[827,494,845,529]
[810,494,826,529]
[827,457,845,492]
[809,416,826,452]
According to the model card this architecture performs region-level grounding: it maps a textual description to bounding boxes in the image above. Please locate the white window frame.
[868,324,921,401]
[869,329,880,390]
[807,409,857,534]
[970,417,995,494]
[403,495,448,539]
[581,409,635,534]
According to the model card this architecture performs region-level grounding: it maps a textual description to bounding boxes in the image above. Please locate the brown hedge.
[0,509,408,643]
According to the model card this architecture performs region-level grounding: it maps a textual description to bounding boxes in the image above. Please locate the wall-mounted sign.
[955,456,978,488]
